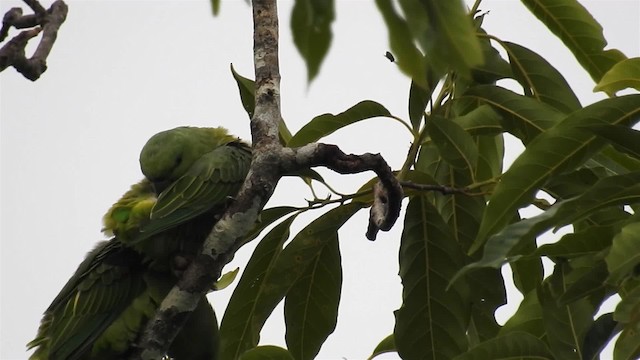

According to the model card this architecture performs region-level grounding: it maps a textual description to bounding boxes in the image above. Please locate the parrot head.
[139,126,238,193]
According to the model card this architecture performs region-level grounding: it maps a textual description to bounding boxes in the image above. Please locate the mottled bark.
[131,0,402,358]
[0,0,68,80]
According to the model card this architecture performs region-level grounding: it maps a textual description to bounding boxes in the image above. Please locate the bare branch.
[0,0,67,80]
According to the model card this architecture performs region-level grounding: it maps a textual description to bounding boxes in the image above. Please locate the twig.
[0,0,67,80]
[399,180,470,195]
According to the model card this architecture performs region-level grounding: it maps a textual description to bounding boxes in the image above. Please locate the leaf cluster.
[214,1,640,359]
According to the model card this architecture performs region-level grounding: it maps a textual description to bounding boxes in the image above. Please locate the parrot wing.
[28,239,146,360]
[137,141,251,241]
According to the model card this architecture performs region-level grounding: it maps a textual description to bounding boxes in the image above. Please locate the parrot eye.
[174,155,183,166]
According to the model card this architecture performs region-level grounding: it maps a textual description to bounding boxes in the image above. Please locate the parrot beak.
[152,179,172,194]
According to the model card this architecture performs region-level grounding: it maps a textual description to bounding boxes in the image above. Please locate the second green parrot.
[28,127,252,360]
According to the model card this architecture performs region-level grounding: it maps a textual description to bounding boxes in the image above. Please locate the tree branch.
[0,0,67,80]
[131,0,403,358]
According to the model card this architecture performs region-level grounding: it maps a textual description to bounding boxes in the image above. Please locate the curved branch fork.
[283,143,403,239]
[0,0,68,80]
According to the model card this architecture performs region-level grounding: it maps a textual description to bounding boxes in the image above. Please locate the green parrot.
[28,127,252,360]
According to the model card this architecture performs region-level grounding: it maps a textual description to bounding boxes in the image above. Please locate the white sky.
[1,1,638,359]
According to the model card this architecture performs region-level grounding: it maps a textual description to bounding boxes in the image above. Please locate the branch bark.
[0,0,67,80]
[131,0,403,358]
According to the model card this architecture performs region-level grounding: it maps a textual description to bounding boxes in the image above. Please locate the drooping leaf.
[503,41,581,113]
[375,0,428,88]
[210,0,220,16]
[284,232,342,360]
[288,101,393,147]
[220,216,297,359]
[606,222,640,285]
[290,0,335,83]
[368,334,396,360]
[581,313,619,360]
[463,85,564,144]
[409,0,483,78]
[427,116,479,177]
[466,268,506,342]
[239,346,295,360]
[520,0,627,82]
[475,134,504,183]
[395,197,469,359]
[538,263,594,360]
[594,57,640,96]
[510,235,543,295]
[409,78,434,131]
[452,331,553,360]
[472,95,640,251]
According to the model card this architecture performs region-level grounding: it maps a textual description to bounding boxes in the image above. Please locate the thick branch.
[0,0,67,80]
[131,0,403,357]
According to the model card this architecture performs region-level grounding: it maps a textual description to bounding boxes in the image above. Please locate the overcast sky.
[1,1,638,359]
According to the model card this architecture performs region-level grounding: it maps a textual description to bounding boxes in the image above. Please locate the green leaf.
[243,206,300,245]
[582,313,619,360]
[288,101,393,147]
[499,289,544,338]
[586,124,640,159]
[452,105,503,137]
[210,0,220,16]
[213,267,240,291]
[231,64,255,119]
[220,216,297,359]
[230,64,293,144]
[375,0,428,88]
[510,236,543,295]
[558,260,608,306]
[239,346,295,360]
[368,334,396,360]
[538,263,594,360]
[466,268,506,342]
[409,78,433,131]
[606,222,640,285]
[472,95,640,251]
[594,57,640,96]
[452,331,553,360]
[395,197,469,359]
[290,0,334,83]
[413,0,483,78]
[471,31,512,85]
[534,226,614,260]
[284,232,342,360]
[520,0,627,82]
[427,116,479,176]
[614,326,640,360]
[615,283,640,324]
[463,85,564,144]
[503,41,581,113]
[475,134,504,183]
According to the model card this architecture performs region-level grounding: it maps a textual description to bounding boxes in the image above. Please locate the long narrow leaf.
[472,95,640,251]
[520,0,626,82]
[284,232,342,360]
[395,196,469,359]
[288,101,393,147]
